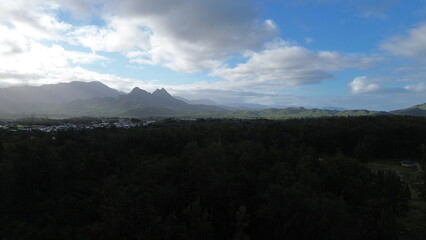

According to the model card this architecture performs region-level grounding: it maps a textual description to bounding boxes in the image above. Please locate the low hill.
[212,107,388,119]
[391,103,426,116]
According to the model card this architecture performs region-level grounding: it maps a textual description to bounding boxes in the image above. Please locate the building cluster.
[0,119,156,132]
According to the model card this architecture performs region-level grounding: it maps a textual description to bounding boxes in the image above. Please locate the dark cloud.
[65,0,279,72]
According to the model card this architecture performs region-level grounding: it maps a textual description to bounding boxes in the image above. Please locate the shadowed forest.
[1,116,426,239]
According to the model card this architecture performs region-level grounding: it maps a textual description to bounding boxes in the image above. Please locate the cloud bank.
[0,0,422,110]
[212,43,376,88]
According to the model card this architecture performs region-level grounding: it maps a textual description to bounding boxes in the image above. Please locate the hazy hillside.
[175,96,219,105]
[44,87,224,117]
[207,107,388,119]
[0,81,121,114]
[0,81,424,118]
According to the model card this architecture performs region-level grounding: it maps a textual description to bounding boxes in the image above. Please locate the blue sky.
[0,0,425,110]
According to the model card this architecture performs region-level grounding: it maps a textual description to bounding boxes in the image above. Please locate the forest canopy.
[0,116,425,239]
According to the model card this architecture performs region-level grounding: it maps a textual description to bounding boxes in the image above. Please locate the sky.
[1,0,426,110]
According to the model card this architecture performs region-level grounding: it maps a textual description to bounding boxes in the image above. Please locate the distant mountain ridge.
[0,81,424,118]
[44,86,223,117]
[0,81,121,103]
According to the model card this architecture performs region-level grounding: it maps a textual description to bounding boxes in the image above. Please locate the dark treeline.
[0,116,425,239]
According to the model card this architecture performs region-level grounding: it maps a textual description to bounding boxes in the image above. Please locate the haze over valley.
[0,81,424,118]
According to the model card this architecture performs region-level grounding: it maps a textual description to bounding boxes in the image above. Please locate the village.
[0,118,156,132]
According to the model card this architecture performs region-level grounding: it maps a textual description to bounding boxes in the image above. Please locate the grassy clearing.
[399,200,426,240]
[365,160,422,185]
[365,160,425,240]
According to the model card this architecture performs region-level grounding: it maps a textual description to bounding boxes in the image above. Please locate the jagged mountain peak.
[129,87,150,95]
[152,88,172,98]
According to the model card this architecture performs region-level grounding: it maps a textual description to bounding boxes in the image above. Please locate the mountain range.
[0,81,424,118]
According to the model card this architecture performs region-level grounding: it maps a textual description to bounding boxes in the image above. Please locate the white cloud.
[0,35,105,71]
[0,25,29,55]
[211,43,376,89]
[0,52,155,92]
[349,76,382,94]
[0,24,128,90]
[404,82,426,92]
[0,1,141,91]
[381,22,426,59]
[0,0,71,41]
[34,66,159,93]
[67,17,151,52]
